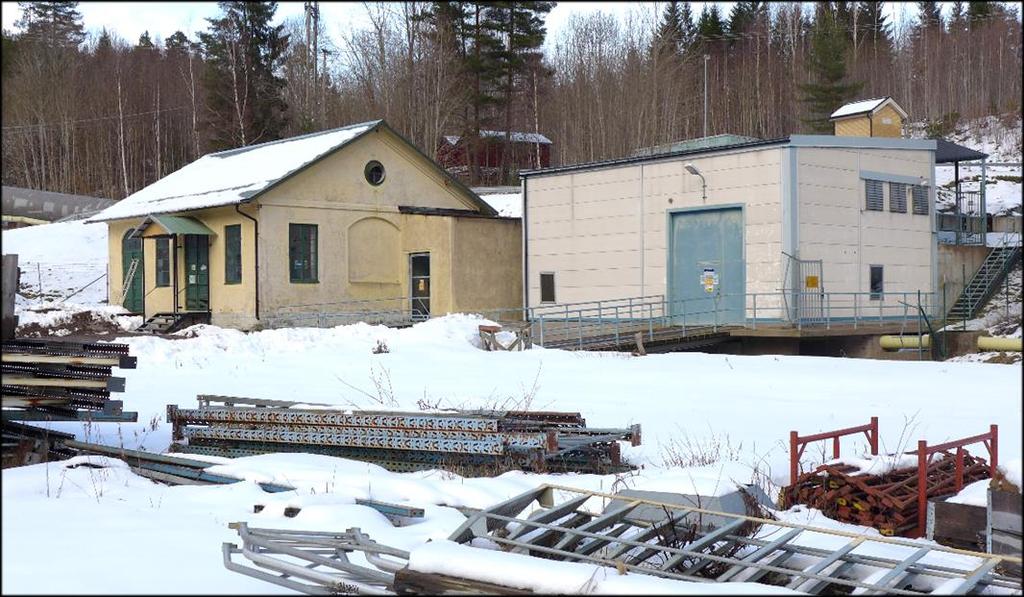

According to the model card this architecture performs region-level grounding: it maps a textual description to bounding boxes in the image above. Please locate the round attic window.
[364,161,385,186]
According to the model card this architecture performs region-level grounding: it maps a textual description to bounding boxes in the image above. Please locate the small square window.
[540,272,555,303]
[870,265,884,300]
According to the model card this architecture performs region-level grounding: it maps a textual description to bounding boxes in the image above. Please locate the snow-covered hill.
[911,113,1023,216]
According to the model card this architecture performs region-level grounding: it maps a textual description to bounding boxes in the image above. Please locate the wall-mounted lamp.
[684,163,707,203]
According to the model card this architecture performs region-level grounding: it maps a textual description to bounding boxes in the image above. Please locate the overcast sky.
[0,2,950,52]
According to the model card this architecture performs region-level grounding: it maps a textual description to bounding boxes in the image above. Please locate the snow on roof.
[444,130,552,145]
[830,97,907,120]
[87,120,381,222]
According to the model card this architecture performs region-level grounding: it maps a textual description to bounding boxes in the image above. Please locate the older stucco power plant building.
[87,120,521,330]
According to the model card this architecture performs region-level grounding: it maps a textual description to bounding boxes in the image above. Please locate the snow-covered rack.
[222,484,1023,594]
[168,395,640,475]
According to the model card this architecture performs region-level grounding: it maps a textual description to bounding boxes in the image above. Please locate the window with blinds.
[865,179,883,211]
[912,185,929,215]
[889,182,907,213]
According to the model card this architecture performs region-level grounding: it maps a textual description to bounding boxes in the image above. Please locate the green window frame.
[155,237,171,287]
[289,223,318,283]
[225,224,242,284]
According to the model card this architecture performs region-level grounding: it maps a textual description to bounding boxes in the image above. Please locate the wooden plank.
[931,501,987,550]
[2,376,125,391]
[1,353,125,367]
[991,489,1022,534]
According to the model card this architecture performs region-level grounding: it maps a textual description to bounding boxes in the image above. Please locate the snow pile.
[827,453,919,477]
[16,302,142,337]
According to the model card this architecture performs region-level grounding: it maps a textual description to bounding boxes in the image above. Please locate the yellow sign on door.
[805,275,819,289]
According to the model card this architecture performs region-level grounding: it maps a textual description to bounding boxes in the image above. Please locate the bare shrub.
[336,364,399,408]
[371,339,390,354]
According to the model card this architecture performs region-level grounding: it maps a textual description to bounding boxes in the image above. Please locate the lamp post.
[685,163,706,203]
[703,54,710,138]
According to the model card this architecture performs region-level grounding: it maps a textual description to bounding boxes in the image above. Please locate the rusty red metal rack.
[785,419,999,538]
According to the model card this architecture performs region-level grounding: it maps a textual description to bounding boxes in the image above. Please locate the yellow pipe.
[978,336,1022,352]
[879,335,930,350]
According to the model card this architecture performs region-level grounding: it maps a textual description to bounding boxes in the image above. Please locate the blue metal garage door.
[668,207,745,325]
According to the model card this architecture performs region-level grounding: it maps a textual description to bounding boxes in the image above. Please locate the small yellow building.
[87,120,522,330]
[829,97,908,138]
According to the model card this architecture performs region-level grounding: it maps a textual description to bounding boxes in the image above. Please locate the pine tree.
[948,1,966,32]
[199,1,290,150]
[165,30,192,53]
[800,7,863,133]
[15,1,85,48]
[137,30,154,49]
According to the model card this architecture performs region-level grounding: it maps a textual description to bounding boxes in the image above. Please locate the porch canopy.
[128,214,214,238]
[935,139,988,164]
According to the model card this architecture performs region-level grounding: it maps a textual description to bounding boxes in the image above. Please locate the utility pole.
[703,54,710,138]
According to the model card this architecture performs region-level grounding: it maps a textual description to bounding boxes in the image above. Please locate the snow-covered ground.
[2,316,1021,593]
[2,219,141,335]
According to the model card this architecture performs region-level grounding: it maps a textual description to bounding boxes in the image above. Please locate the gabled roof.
[88,120,496,222]
[829,97,908,121]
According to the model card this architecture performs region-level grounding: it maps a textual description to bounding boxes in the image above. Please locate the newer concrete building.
[87,120,521,329]
[520,98,982,328]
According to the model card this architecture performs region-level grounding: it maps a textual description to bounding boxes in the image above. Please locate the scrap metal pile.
[167,395,640,475]
[2,339,138,466]
[222,484,1023,595]
[783,450,992,537]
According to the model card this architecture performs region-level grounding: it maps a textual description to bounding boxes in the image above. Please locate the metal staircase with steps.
[948,244,1022,320]
[135,312,210,335]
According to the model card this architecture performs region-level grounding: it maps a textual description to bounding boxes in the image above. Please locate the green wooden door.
[184,234,210,311]
[121,231,144,314]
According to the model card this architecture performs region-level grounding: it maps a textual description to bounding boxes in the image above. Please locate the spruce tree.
[482,1,555,183]
[678,1,696,52]
[696,4,725,46]
[858,1,891,49]
[917,1,942,29]
[15,1,85,48]
[655,0,684,56]
[137,30,154,49]
[728,1,766,41]
[199,1,289,150]
[800,7,863,133]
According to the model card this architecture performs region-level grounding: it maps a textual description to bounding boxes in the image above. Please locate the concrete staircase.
[947,244,1022,320]
[135,312,210,335]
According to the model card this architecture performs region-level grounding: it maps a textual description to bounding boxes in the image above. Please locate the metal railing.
[510,291,936,350]
[258,289,935,350]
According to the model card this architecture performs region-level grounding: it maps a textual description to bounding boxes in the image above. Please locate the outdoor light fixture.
[685,162,707,203]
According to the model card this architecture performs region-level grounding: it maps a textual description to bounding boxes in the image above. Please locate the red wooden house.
[437,130,552,184]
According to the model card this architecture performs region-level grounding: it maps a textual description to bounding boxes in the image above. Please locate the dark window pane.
[155,238,170,287]
[411,254,430,277]
[225,224,242,284]
[540,273,555,303]
[289,223,318,283]
[870,266,883,300]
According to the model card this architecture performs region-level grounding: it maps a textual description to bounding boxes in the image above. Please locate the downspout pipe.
[235,202,259,321]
